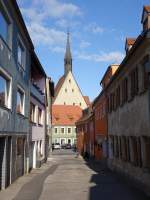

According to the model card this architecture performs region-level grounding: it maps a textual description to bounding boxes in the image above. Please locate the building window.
[17,38,25,77]
[130,67,139,98]
[0,10,9,43]
[116,86,120,108]
[72,88,74,92]
[30,103,36,123]
[55,128,58,134]
[69,79,71,83]
[0,73,11,108]
[79,102,81,106]
[38,108,43,125]
[61,128,64,133]
[73,102,75,106]
[141,56,149,91]
[122,78,128,104]
[68,128,71,133]
[65,88,67,92]
[64,102,66,105]
[16,88,25,115]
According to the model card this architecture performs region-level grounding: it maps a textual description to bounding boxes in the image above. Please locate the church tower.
[64,32,72,76]
[53,32,89,109]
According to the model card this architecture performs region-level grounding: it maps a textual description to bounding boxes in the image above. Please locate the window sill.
[0,35,12,52]
[17,112,27,119]
[30,121,37,126]
[38,124,43,127]
[0,104,11,112]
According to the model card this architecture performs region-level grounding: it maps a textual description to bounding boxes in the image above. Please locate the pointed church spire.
[64,32,72,76]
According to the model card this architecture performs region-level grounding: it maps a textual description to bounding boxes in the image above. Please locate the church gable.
[53,71,88,109]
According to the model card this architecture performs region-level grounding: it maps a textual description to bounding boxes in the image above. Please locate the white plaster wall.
[54,71,87,109]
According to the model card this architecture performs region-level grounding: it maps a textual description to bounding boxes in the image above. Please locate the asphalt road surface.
[9,149,150,200]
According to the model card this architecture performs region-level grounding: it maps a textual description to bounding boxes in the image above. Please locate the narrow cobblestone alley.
[0,150,149,200]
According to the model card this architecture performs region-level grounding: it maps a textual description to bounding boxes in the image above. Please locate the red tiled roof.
[83,96,90,106]
[52,105,82,126]
[126,38,136,46]
[54,75,65,97]
[144,6,150,13]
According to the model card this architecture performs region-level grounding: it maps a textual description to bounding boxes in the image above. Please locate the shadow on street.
[84,158,150,200]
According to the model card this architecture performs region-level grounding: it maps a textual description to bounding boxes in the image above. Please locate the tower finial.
[64,31,72,76]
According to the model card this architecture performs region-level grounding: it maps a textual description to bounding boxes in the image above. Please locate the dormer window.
[141,6,150,32]
[125,38,136,54]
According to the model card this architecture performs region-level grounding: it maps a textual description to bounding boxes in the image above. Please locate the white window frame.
[17,85,25,116]
[54,127,58,134]
[0,66,12,109]
[67,127,72,134]
[30,102,36,123]
[0,0,13,49]
[17,35,26,76]
[38,107,43,125]
[61,127,65,134]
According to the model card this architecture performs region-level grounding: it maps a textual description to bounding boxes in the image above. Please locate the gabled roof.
[53,71,88,108]
[54,75,65,98]
[83,96,90,106]
[126,38,136,46]
[52,105,82,126]
[141,6,150,23]
[144,6,150,13]
[76,106,93,125]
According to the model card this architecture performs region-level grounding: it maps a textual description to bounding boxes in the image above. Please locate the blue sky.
[17,0,150,101]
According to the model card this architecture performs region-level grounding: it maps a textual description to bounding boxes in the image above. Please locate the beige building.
[106,6,150,194]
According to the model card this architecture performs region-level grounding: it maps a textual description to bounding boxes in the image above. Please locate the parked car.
[65,143,71,149]
[54,143,61,149]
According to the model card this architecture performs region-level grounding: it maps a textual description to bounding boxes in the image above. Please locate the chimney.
[125,38,136,54]
[141,6,150,32]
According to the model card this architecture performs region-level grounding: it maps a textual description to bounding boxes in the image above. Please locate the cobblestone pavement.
[0,150,149,200]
